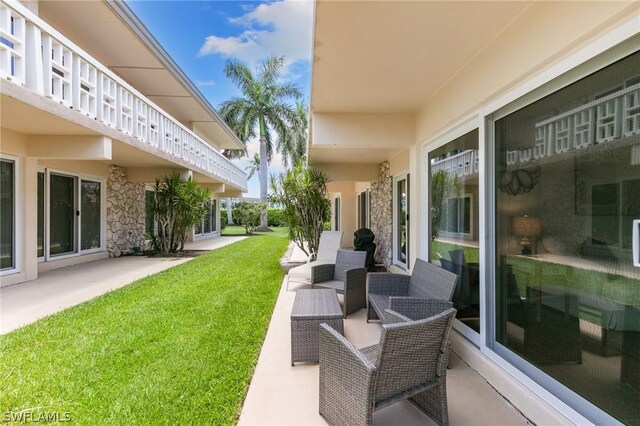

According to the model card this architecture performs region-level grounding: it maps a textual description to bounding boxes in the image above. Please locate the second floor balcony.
[0,0,247,192]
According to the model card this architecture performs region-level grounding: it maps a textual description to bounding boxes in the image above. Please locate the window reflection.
[429,129,480,333]
[495,51,640,423]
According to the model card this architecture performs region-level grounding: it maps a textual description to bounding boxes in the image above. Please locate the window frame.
[43,167,106,261]
[392,172,410,270]
[0,154,19,276]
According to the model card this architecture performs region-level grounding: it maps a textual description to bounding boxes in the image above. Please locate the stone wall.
[370,161,393,267]
[106,165,145,257]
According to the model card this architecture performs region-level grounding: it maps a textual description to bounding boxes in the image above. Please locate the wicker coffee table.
[291,289,344,365]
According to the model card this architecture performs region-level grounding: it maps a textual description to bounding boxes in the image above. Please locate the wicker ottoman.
[291,289,344,365]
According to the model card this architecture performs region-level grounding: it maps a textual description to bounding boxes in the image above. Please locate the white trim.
[0,154,20,276]
[392,172,410,270]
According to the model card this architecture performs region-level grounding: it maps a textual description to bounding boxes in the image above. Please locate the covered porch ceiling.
[311,0,533,114]
[38,0,243,151]
[309,1,533,166]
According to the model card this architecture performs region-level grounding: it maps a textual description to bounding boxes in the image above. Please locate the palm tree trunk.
[226,197,234,224]
[258,136,269,227]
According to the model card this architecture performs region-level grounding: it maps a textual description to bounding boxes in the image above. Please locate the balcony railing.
[506,83,640,167]
[0,0,246,191]
[431,149,479,178]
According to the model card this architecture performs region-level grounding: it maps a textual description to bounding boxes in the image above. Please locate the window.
[80,180,101,250]
[1,159,15,271]
[40,169,104,259]
[195,198,218,236]
[493,50,640,424]
[393,174,409,268]
[440,195,472,235]
[357,190,370,229]
[37,172,44,258]
[333,197,341,231]
[428,129,480,335]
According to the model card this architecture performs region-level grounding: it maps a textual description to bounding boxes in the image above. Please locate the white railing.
[431,149,479,178]
[506,83,640,167]
[0,0,247,191]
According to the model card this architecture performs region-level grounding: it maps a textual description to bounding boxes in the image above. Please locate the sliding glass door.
[393,174,409,268]
[80,180,101,250]
[1,159,15,271]
[49,173,76,256]
[493,51,640,424]
[45,171,103,258]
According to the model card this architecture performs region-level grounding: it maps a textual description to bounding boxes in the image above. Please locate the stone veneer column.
[106,165,146,257]
[370,161,393,267]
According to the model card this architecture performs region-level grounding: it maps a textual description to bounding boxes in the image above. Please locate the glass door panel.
[428,129,481,334]
[0,159,15,270]
[49,173,76,256]
[37,172,45,258]
[494,51,640,423]
[204,201,212,234]
[394,175,409,267]
[80,180,101,250]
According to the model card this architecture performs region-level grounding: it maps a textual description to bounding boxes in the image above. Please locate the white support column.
[23,156,38,282]
[24,21,43,94]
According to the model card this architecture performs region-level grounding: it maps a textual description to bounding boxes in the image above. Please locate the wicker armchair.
[319,304,457,426]
[367,258,458,323]
[311,250,367,318]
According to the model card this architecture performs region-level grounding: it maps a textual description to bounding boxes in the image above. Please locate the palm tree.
[280,102,308,167]
[245,153,260,180]
[219,56,302,228]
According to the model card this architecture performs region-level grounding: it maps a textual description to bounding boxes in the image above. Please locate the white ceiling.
[311,0,533,113]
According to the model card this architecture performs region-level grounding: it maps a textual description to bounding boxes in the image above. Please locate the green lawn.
[221,225,249,236]
[0,229,289,425]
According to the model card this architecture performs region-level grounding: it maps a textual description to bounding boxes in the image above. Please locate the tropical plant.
[279,102,308,167]
[149,173,211,254]
[269,163,331,258]
[430,170,461,241]
[245,153,260,180]
[232,201,265,235]
[219,56,303,228]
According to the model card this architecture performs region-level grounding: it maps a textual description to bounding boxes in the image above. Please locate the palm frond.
[224,60,255,96]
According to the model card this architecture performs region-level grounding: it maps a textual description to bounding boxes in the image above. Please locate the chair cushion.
[315,280,345,293]
[369,294,390,319]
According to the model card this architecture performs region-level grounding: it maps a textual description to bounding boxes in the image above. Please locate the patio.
[239,268,531,425]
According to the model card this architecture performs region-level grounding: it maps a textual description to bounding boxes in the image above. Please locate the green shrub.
[220,210,228,230]
[267,208,285,227]
[232,202,264,235]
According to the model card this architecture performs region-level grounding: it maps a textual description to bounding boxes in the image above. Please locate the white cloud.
[198,0,313,69]
[196,80,216,87]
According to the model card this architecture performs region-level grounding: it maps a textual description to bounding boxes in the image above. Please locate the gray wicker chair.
[311,250,367,318]
[367,258,459,323]
[319,304,457,426]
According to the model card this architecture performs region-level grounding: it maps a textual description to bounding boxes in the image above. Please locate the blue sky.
[127,0,314,197]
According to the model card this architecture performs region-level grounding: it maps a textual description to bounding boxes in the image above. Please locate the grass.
[431,238,639,307]
[0,228,289,425]
[221,225,249,236]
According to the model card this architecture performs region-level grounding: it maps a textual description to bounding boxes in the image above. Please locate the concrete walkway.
[0,236,246,334]
[239,277,530,425]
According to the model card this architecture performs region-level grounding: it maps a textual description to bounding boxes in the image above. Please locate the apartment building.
[0,0,247,286]
[309,1,640,424]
